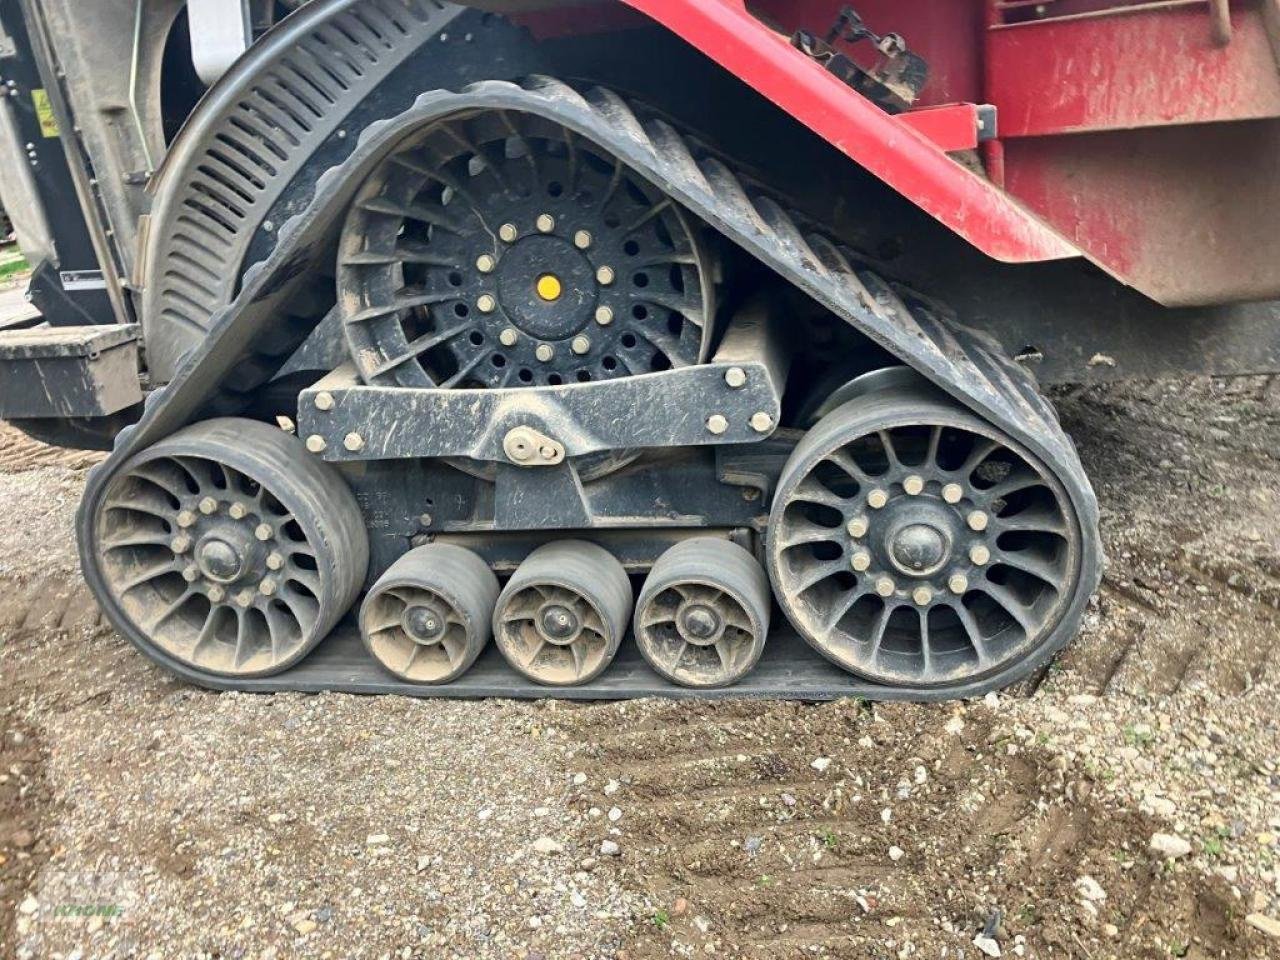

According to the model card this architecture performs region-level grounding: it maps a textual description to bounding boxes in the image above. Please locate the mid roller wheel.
[360,545,500,684]
[634,538,771,688]
[768,385,1085,690]
[492,541,632,686]
[89,418,368,677]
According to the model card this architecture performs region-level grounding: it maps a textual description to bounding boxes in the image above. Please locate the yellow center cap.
[536,274,563,302]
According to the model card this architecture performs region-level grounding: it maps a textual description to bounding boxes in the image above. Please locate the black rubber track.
[81,75,1103,700]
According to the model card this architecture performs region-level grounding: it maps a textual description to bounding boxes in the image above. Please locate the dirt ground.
[1,377,1279,959]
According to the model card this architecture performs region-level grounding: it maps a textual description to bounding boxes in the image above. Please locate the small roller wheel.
[88,418,368,677]
[634,538,771,688]
[492,541,632,686]
[360,545,499,683]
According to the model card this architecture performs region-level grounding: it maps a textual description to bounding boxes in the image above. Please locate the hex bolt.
[948,574,969,595]
[847,516,869,538]
[305,434,327,454]
[313,391,335,412]
[970,544,991,566]
[259,577,279,597]
[749,412,774,434]
[176,510,197,529]
[912,586,934,607]
[266,552,285,571]
[706,414,729,435]
[903,475,925,496]
[724,367,747,388]
[207,585,226,603]
[571,335,591,356]
[475,254,496,273]
[594,306,614,326]
[876,577,896,598]
[182,564,200,583]
[499,327,519,347]
[536,213,556,234]
[867,489,889,510]
[228,502,248,520]
[967,510,990,532]
[254,523,273,542]
[508,439,532,462]
[235,590,255,608]
[573,230,592,250]
[535,344,555,363]
[850,550,872,572]
[418,513,433,528]
[596,265,615,286]
[538,445,558,461]
[477,294,497,313]
[344,432,366,452]
[499,222,519,243]
[171,534,192,554]
[942,483,964,504]
[199,496,219,515]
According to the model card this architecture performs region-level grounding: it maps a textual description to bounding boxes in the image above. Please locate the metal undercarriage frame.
[78,71,1103,700]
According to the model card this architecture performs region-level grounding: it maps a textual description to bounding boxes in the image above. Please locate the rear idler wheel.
[359,544,500,683]
[492,541,632,686]
[633,538,771,688]
[89,418,368,677]
[768,385,1085,690]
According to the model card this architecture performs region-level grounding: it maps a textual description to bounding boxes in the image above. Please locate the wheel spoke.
[975,581,1036,634]
[792,558,848,594]
[824,587,861,633]
[369,322,472,377]
[992,550,1066,588]
[116,560,180,594]
[145,588,196,632]
[777,521,843,550]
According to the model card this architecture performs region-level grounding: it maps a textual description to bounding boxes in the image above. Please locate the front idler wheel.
[492,541,632,686]
[634,538,771,688]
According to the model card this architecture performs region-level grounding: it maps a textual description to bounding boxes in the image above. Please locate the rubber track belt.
[78,76,1103,701]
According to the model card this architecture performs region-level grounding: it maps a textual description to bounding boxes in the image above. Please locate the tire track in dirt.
[0,422,103,475]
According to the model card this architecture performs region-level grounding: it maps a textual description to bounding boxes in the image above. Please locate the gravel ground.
[2,377,1280,959]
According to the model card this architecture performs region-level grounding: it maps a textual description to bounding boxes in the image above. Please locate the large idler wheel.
[634,538,771,688]
[89,418,368,677]
[360,545,499,684]
[492,541,632,686]
[768,385,1085,690]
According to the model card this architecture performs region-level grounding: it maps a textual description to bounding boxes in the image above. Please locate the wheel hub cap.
[402,604,446,644]
[497,236,595,340]
[196,535,248,584]
[538,603,581,644]
[888,522,951,577]
[678,603,723,645]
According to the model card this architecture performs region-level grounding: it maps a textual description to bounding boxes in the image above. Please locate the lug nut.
[536,213,555,234]
[913,586,934,607]
[749,412,774,434]
[594,306,614,326]
[970,544,991,566]
[499,327,519,347]
[171,534,192,554]
[573,230,592,250]
[305,434,327,453]
[967,510,990,532]
[903,475,925,496]
[313,391,335,412]
[706,414,729,435]
[876,577,896,598]
[724,367,747,388]
[344,432,365,452]
[850,550,871,572]
[254,523,273,542]
[235,590,255,608]
[571,336,591,355]
[228,502,248,520]
[182,564,200,583]
[477,294,497,313]
[199,497,219,515]
[266,551,285,571]
[259,577,278,597]
[948,574,969,595]
[499,222,519,243]
[596,265,615,286]
[847,516,869,538]
[867,489,889,510]
[535,344,555,363]
[942,483,964,504]
[176,510,197,529]
[207,585,225,603]
[475,254,496,273]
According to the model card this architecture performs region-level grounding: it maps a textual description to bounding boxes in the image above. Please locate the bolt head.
[706,414,729,435]
[207,585,225,603]
[724,367,747,388]
[948,574,969,595]
[182,564,200,583]
[970,544,991,566]
[538,445,558,461]
[867,489,889,510]
[749,412,774,434]
[176,510,197,529]
[535,344,554,363]
[254,523,273,542]
[499,327,519,347]
[344,432,365,452]
[313,391,335,411]
[259,577,278,597]
[847,516,869,538]
[967,510,990,532]
[228,502,248,520]
[305,434,327,454]
[596,265,615,286]
[198,497,219,515]
[594,306,614,326]
[912,586,934,607]
[573,230,592,250]
[266,552,285,571]
[499,223,519,243]
[942,483,964,504]
[850,550,871,572]
[571,335,591,356]
[876,577,896,598]
[477,294,497,313]
[171,535,192,554]
[476,254,496,273]
[235,590,255,608]
[903,475,925,496]
[536,213,556,233]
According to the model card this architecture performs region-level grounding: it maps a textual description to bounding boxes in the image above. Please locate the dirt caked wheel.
[88,418,368,677]
[768,382,1086,689]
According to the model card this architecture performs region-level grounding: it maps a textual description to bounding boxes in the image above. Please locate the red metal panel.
[987,4,1280,137]
[616,0,1080,265]
[895,104,983,152]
